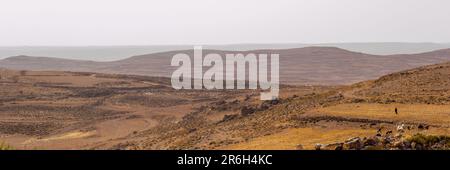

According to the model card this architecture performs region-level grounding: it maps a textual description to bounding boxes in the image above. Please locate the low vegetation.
[406,134,450,147]
[0,142,13,150]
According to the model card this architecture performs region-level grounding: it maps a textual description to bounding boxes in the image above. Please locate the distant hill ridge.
[1,47,450,85]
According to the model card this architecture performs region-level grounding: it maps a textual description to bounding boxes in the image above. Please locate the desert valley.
[0,47,449,150]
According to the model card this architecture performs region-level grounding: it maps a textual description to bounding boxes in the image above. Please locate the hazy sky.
[1,0,449,46]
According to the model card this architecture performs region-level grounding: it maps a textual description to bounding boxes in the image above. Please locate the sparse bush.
[19,70,26,76]
[0,142,13,150]
[221,114,238,122]
[75,89,114,98]
[240,106,255,116]
[351,98,366,103]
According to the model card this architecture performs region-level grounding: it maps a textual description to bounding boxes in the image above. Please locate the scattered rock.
[322,143,344,150]
[396,124,405,133]
[258,99,280,111]
[363,137,379,146]
[244,95,251,101]
[344,137,362,150]
[417,124,429,130]
[315,143,322,150]
[393,141,405,149]
[394,133,403,139]
[320,133,450,150]
[385,130,393,135]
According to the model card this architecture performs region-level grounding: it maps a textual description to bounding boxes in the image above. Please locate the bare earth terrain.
[0,48,449,150]
[0,69,312,149]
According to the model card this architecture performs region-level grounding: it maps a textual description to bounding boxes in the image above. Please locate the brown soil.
[0,62,449,150]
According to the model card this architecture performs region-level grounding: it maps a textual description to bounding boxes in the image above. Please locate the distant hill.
[2,43,450,61]
[0,55,98,71]
[1,47,450,85]
[310,42,450,55]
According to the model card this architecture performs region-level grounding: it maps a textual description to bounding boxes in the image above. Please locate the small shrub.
[406,134,450,146]
[0,142,13,150]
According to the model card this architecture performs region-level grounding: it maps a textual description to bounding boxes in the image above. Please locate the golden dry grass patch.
[224,127,375,150]
[313,103,450,126]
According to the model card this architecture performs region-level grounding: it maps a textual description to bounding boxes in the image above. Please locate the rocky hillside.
[352,62,450,104]
[121,61,450,150]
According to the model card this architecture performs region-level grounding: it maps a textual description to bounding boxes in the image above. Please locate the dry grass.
[313,103,450,126]
[224,127,375,150]
[0,142,13,150]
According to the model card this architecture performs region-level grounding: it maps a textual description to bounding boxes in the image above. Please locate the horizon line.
[1,42,450,47]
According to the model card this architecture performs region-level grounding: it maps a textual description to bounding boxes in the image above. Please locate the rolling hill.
[129,61,450,150]
[0,61,449,149]
[1,47,450,85]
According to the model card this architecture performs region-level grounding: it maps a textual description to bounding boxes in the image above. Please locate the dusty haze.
[1,0,450,46]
